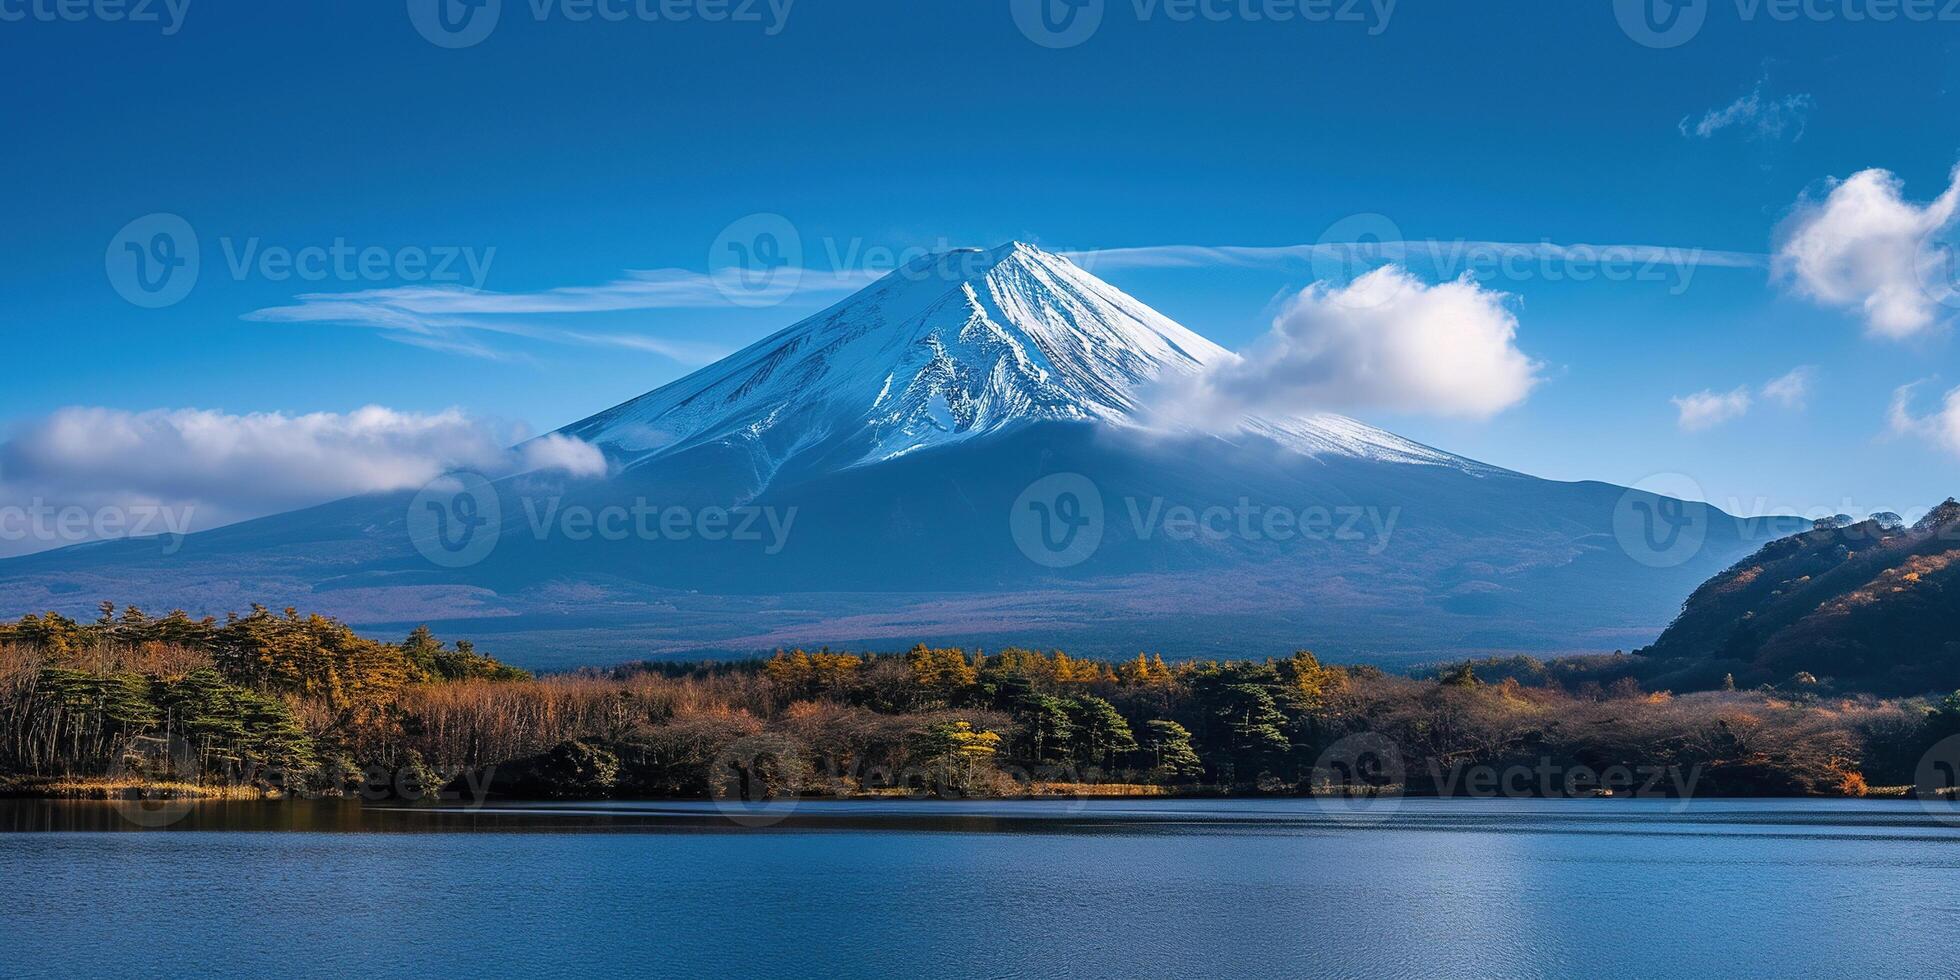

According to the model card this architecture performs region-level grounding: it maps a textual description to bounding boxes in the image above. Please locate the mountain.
[0,243,1794,668]
[559,242,1479,486]
[1637,503,1960,695]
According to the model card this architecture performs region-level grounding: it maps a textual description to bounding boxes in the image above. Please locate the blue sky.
[3,0,1960,530]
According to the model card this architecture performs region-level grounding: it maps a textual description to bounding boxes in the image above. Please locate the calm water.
[4,798,1958,979]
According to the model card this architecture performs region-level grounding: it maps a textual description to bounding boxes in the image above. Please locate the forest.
[3,603,1958,803]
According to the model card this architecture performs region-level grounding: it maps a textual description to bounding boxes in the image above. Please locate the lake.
[3,798,1957,978]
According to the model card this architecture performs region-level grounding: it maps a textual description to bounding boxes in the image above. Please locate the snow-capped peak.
[560,242,1485,484]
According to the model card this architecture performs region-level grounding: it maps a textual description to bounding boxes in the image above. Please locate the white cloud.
[515,432,608,477]
[0,406,606,557]
[1670,367,1817,431]
[1760,365,1817,409]
[1887,381,1960,455]
[1773,164,1960,338]
[1164,265,1541,422]
[1672,387,1754,431]
[1680,78,1811,141]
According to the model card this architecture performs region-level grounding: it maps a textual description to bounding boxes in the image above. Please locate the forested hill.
[1639,500,1960,695]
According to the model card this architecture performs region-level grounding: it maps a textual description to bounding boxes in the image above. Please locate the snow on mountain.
[561,242,1488,487]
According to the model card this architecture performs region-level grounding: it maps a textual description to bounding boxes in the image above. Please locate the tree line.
[4,603,1959,801]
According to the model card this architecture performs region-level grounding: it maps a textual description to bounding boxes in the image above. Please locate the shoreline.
[3,775,1936,805]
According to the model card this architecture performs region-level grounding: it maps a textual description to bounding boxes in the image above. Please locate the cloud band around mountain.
[0,406,605,558]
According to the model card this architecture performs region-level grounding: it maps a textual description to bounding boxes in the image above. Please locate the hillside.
[1638,501,1960,695]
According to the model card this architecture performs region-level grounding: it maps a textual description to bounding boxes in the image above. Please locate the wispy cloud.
[1761,365,1817,409]
[1067,241,1770,274]
[1671,366,1819,431]
[244,267,881,363]
[1673,387,1754,431]
[1680,75,1812,141]
[1888,380,1960,455]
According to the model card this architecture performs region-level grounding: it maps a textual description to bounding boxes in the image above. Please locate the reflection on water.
[3,799,1958,979]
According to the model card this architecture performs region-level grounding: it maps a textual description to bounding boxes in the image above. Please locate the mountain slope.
[1638,502,1960,694]
[0,243,1790,667]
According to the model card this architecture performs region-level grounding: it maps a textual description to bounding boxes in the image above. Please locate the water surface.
[4,798,1956,979]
